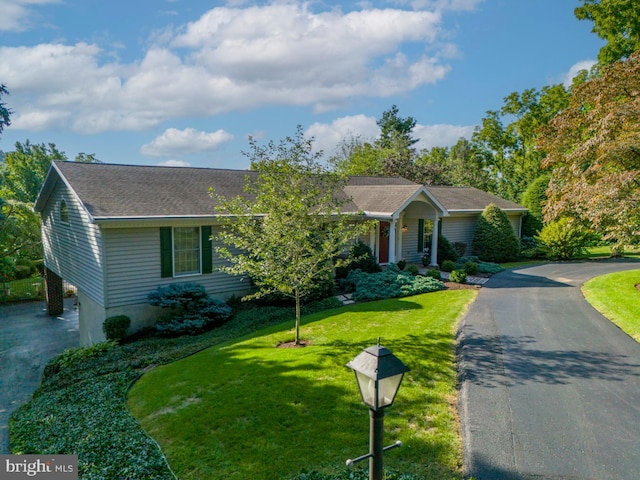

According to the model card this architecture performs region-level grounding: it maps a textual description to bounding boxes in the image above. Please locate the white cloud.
[1,3,454,134]
[306,116,476,156]
[0,0,60,32]
[413,123,476,150]
[158,159,191,167]
[140,128,234,157]
[562,59,597,87]
[306,115,379,155]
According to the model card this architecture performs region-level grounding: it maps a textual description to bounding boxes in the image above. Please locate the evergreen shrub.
[472,204,520,262]
[335,241,381,279]
[425,268,441,280]
[147,282,232,337]
[345,264,445,302]
[103,315,131,342]
[441,260,456,272]
[437,235,458,263]
[463,261,478,276]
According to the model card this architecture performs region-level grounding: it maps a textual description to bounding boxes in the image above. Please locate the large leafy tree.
[575,0,640,65]
[213,127,371,345]
[0,142,101,279]
[539,52,640,251]
[0,84,12,138]
[472,84,571,201]
[0,141,67,203]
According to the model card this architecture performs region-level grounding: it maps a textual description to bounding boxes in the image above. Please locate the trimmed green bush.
[103,315,131,342]
[449,270,467,284]
[441,260,456,272]
[463,261,478,276]
[425,268,441,280]
[536,218,588,260]
[456,255,505,275]
[406,264,419,275]
[472,204,520,262]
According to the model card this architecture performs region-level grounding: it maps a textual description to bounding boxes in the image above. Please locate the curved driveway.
[458,260,640,480]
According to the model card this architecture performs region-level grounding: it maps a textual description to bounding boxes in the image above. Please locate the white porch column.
[388,219,397,263]
[430,217,439,267]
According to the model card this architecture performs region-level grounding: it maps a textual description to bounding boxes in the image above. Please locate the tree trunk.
[295,288,301,345]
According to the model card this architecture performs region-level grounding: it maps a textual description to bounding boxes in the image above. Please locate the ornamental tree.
[212,127,372,345]
[539,52,640,252]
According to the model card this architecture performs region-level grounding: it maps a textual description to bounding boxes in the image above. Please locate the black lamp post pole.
[369,408,384,480]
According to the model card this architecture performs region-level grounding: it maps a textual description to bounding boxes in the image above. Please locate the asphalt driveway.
[458,260,640,480]
[0,298,79,454]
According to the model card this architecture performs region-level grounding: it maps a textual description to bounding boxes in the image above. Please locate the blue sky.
[0,0,604,170]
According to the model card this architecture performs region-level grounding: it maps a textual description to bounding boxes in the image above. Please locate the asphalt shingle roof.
[39,162,525,221]
[426,186,527,212]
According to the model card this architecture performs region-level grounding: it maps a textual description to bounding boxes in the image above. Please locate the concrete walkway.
[458,260,640,480]
[0,298,79,453]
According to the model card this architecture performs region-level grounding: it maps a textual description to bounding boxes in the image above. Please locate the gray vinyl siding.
[41,180,105,305]
[441,213,522,256]
[103,225,248,308]
[441,215,478,255]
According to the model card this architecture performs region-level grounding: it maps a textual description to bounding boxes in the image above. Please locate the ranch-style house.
[34,161,527,345]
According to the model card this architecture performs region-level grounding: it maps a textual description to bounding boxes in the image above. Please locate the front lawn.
[582,270,640,342]
[128,290,477,480]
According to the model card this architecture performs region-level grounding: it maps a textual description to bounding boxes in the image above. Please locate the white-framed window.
[173,226,201,276]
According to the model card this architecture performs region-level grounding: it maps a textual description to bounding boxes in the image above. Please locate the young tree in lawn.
[212,127,372,345]
[539,52,640,253]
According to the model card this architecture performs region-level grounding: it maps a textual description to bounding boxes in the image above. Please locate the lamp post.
[345,339,410,480]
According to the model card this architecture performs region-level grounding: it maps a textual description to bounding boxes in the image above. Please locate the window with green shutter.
[160,226,213,278]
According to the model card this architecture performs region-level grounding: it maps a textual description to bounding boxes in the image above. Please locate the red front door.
[378,221,390,263]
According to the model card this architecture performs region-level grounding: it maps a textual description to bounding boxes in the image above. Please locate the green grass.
[582,270,640,342]
[128,290,477,480]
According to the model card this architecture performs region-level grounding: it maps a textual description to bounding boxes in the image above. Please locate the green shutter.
[201,226,212,274]
[160,227,173,278]
[417,219,424,252]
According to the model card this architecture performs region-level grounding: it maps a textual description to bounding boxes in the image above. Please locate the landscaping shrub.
[441,260,456,272]
[345,264,445,301]
[536,218,588,260]
[437,235,458,264]
[335,241,381,279]
[102,315,131,342]
[520,236,541,259]
[472,204,520,262]
[406,264,419,275]
[147,282,209,310]
[463,261,478,276]
[396,258,407,270]
[449,270,467,284]
[425,268,441,280]
[147,282,232,337]
[456,256,505,275]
